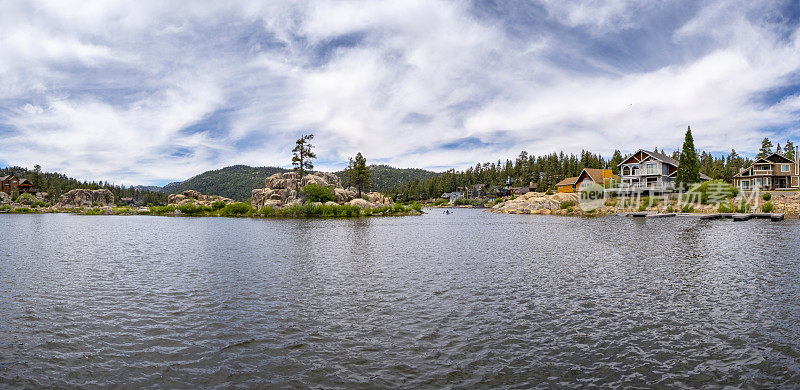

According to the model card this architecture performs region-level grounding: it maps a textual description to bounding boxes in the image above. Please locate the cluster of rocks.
[56,189,115,208]
[251,171,393,209]
[492,192,585,215]
[167,190,235,206]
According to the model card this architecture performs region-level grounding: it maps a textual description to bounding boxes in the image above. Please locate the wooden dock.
[626,212,785,221]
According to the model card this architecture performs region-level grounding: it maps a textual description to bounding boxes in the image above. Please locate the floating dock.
[626,212,785,221]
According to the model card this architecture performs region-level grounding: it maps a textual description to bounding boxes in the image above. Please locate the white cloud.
[0,0,799,185]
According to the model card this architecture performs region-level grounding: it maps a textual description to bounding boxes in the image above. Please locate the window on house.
[781,164,790,172]
[645,163,658,175]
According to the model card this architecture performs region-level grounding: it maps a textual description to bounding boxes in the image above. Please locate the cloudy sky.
[1,1,800,185]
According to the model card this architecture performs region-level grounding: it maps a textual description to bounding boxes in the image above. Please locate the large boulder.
[0,192,10,205]
[253,171,354,209]
[56,189,115,208]
[347,198,375,210]
[167,190,235,206]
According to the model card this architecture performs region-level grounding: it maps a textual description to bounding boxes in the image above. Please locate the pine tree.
[345,152,371,198]
[609,150,623,174]
[757,137,773,159]
[776,143,783,155]
[676,126,700,189]
[291,134,316,179]
[785,140,796,161]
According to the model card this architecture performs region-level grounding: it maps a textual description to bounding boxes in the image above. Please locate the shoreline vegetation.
[0,201,424,218]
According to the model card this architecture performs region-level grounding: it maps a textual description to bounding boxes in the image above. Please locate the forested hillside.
[158,164,438,200]
[0,166,167,205]
[161,165,289,201]
[334,165,439,193]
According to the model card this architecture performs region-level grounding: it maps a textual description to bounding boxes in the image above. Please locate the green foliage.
[638,204,648,211]
[762,201,775,213]
[762,192,772,201]
[344,152,371,197]
[560,200,577,209]
[292,134,316,178]
[432,198,448,206]
[84,208,105,215]
[220,202,253,216]
[162,165,288,201]
[0,205,12,211]
[299,184,337,203]
[453,198,484,206]
[566,206,574,213]
[10,207,35,214]
[736,199,750,213]
[681,204,695,213]
[178,203,213,215]
[676,126,700,189]
[717,202,733,213]
[757,137,774,159]
[337,165,439,193]
[274,203,362,218]
[211,200,227,210]
[17,192,37,205]
[545,189,553,195]
[688,180,738,204]
[666,204,675,213]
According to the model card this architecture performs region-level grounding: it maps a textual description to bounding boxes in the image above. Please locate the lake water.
[1,210,800,388]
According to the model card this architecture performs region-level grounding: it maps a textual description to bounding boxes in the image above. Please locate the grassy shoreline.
[0,202,425,218]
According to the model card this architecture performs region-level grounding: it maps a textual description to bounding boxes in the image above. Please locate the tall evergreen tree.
[345,152,371,198]
[785,140,796,161]
[609,150,623,174]
[291,134,316,179]
[675,126,700,189]
[757,137,773,159]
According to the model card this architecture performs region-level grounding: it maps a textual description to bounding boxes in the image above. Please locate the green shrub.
[545,189,553,195]
[687,180,738,204]
[604,198,618,207]
[17,193,37,205]
[211,201,227,210]
[84,208,105,215]
[220,202,253,216]
[762,192,772,201]
[410,202,423,213]
[0,205,11,211]
[736,199,751,213]
[150,205,177,214]
[433,198,448,206]
[681,204,694,213]
[717,202,733,213]
[299,184,337,203]
[638,204,647,212]
[10,207,35,214]
[560,200,577,209]
[762,201,775,213]
[566,206,574,213]
[178,203,212,216]
[453,198,484,206]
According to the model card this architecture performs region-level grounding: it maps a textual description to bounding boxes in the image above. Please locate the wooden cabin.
[556,177,578,193]
[0,175,36,195]
[575,168,617,190]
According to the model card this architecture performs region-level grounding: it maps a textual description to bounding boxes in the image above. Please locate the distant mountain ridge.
[142,164,439,201]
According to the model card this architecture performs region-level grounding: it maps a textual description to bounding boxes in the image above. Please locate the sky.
[1,0,800,186]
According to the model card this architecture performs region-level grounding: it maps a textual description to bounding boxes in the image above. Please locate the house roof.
[556,176,578,186]
[580,168,619,183]
[0,175,8,181]
[619,149,679,167]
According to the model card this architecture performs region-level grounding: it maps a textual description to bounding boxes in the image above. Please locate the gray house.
[618,149,710,193]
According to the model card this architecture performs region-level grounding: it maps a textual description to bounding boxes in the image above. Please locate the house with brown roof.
[733,151,799,190]
[556,176,578,193]
[575,168,617,191]
[0,175,35,195]
[557,168,617,193]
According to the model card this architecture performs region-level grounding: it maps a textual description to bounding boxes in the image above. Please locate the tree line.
[0,165,168,205]
[389,129,795,202]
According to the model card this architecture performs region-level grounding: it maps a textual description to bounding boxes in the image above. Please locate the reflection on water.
[1,211,800,387]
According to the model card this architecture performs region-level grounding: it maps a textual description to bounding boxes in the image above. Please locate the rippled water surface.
[1,210,800,388]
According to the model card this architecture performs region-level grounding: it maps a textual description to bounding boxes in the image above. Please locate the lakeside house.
[733,151,800,190]
[617,149,710,193]
[0,175,35,195]
[557,168,616,193]
[556,177,578,193]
